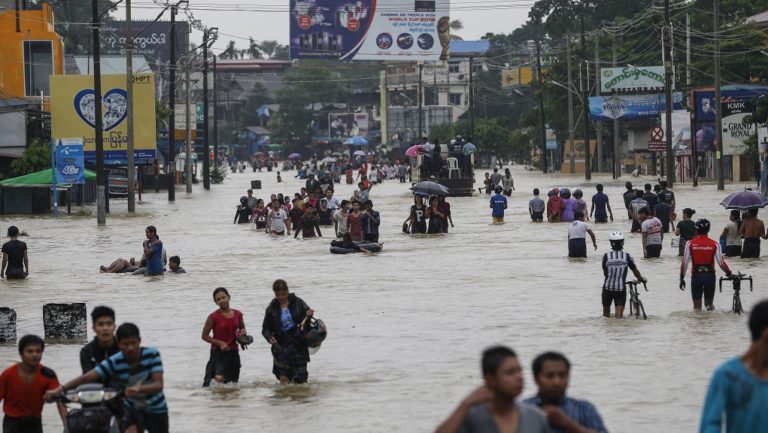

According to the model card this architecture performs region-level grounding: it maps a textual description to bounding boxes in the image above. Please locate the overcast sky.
[120,0,533,54]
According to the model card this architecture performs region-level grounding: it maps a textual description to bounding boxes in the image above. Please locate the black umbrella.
[410,181,449,196]
[719,190,768,210]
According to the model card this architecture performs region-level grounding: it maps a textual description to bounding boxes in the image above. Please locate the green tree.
[11,139,51,176]
[247,38,263,59]
[50,0,116,54]
[238,82,273,127]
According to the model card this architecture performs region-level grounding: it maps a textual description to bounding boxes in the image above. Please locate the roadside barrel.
[42,303,87,339]
[0,307,16,341]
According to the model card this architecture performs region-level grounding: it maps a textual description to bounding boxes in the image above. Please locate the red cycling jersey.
[680,235,731,276]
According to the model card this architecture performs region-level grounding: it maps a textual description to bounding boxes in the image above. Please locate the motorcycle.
[55,383,122,433]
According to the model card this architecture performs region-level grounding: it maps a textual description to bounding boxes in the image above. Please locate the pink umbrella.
[405,144,424,157]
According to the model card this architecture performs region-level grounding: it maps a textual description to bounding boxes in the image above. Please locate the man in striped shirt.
[48,323,168,433]
[602,232,647,319]
[524,352,608,433]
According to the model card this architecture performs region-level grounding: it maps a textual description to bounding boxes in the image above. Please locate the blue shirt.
[145,239,164,276]
[523,395,608,433]
[700,357,768,433]
[95,347,167,414]
[362,210,380,234]
[280,308,295,332]
[591,192,609,218]
[490,194,507,217]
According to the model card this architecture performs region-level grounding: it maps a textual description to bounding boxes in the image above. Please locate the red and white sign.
[649,127,665,151]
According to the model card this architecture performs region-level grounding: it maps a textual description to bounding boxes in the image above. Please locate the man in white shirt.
[640,207,663,258]
[568,211,597,258]
[324,189,340,212]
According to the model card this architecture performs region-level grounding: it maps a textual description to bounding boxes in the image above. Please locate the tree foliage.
[11,139,51,176]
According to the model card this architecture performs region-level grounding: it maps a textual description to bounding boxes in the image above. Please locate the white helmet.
[609,232,625,241]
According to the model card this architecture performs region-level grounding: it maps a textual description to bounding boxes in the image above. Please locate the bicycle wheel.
[734,293,743,315]
[638,299,647,320]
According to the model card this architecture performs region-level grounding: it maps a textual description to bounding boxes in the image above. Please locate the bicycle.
[719,272,753,315]
[626,280,649,320]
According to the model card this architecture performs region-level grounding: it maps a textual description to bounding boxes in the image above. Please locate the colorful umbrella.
[344,136,369,146]
[405,144,424,157]
[720,190,768,210]
[353,150,366,157]
[288,153,302,160]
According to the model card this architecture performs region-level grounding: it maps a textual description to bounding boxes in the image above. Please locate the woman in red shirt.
[347,201,364,241]
[201,287,247,386]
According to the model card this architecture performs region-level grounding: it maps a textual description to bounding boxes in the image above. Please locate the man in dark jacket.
[262,279,313,384]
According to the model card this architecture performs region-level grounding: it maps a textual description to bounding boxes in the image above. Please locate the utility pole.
[213,55,219,168]
[92,0,106,224]
[612,30,620,178]
[536,29,547,174]
[664,0,675,187]
[687,12,697,187]
[594,31,602,172]
[567,34,575,174]
[380,68,388,147]
[202,29,210,189]
[418,62,423,139]
[167,3,177,201]
[185,61,192,193]
[714,0,724,190]
[469,56,475,139]
[126,0,136,212]
[580,15,591,180]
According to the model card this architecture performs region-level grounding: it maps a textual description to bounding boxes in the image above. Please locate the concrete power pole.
[664,0,675,187]
[594,32,602,172]
[126,0,136,212]
[612,31,620,178]
[92,0,106,224]
[580,16,591,180]
[714,0,724,190]
[567,34,575,175]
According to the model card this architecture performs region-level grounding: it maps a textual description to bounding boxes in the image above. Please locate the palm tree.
[247,37,263,59]
[449,19,463,41]
[222,40,238,59]
[259,40,279,59]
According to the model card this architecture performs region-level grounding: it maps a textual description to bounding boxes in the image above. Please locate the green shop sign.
[600,66,666,94]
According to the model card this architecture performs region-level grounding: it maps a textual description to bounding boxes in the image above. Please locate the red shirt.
[0,363,60,418]
[347,213,363,240]
[208,309,244,350]
[681,235,731,275]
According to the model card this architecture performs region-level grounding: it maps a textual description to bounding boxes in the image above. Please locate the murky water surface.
[1,166,765,432]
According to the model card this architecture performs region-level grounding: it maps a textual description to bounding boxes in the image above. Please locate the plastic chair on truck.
[446,157,460,178]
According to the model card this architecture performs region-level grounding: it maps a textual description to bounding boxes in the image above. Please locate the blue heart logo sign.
[73,88,128,131]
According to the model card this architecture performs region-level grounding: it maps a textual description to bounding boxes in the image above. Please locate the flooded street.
[1,165,765,433]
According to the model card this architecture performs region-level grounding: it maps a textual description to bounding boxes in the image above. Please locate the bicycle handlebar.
[626,280,648,291]
[719,272,753,292]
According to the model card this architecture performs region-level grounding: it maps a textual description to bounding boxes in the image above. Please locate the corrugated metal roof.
[747,10,768,24]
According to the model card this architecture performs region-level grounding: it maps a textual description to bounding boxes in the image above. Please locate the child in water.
[277,172,282,183]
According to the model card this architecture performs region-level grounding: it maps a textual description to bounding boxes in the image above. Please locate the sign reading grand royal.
[50,74,157,165]
[289,0,450,60]
[600,66,666,94]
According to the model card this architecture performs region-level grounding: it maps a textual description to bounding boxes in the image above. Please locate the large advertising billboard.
[50,74,157,165]
[589,92,684,122]
[290,0,450,60]
[101,21,189,70]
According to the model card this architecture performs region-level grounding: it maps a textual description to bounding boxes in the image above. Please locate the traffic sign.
[649,127,665,151]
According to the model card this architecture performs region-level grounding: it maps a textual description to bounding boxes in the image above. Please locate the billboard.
[589,92,684,122]
[329,113,369,137]
[290,0,450,60]
[55,139,85,184]
[101,21,189,69]
[50,74,157,165]
[600,66,665,94]
[721,99,755,155]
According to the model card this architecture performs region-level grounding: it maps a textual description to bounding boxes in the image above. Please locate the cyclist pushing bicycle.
[680,218,732,311]
[602,232,647,319]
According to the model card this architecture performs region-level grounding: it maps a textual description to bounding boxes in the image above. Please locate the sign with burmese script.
[50,74,156,165]
[600,66,666,94]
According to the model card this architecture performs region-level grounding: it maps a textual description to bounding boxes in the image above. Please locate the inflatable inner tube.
[329,242,382,254]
